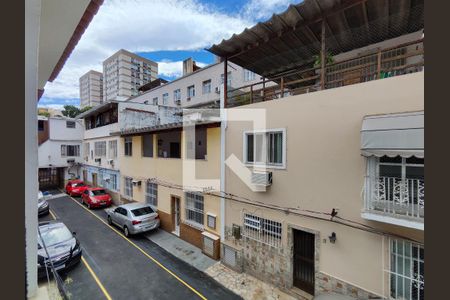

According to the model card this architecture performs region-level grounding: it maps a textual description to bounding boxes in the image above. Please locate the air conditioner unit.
[215,86,220,94]
[186,97,191,101]
[175,99,181,105]
[66,159,75,164]
[132,180,141,186]
[251,171,273,186]
[94,158,101,163]
[107,159,114,165]
[84,156,89,162]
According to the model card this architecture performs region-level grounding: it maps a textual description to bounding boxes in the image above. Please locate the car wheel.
[107,215,112,225]
[124,226,130,237]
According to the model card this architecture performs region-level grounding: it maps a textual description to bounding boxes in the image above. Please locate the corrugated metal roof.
[208,0,424,78]
[113,120,221,136]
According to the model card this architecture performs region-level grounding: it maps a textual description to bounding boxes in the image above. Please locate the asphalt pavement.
[40,193,240,300]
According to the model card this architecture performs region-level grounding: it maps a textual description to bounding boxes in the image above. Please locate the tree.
[38,111,50,117]
[61,105,81,118]
[80,106,92,113]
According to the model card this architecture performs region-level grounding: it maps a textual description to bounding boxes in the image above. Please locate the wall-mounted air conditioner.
[94,158,101,163]
[175,99,181,105]
[251,171,273,187]
[186,97,191,101]
[107,159,114,165]
[67,159,75,164]
[132,180,141,186]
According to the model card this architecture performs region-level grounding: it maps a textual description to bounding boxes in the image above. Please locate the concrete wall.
[83,136,121,170]
[38,140,83,167]
[130,61,263,108]
[119,127,222,239]
[223,72,424,297]
[48,117,84,140]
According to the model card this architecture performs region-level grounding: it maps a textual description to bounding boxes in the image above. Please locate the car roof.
[120,202,152,210]
[69,179,84,183]
[38,220,67,231]
[87,187,106,191]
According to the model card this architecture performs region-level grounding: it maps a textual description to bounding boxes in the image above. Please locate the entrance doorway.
[293,229,315,295]
[92,173,98,187]
[83,170,87,182]
[171,196,181,236]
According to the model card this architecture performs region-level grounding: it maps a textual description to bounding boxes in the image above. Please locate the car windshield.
[72,183,85,187]
[131,206,154,216]
[91,189,106,196]
[38,224,73,247]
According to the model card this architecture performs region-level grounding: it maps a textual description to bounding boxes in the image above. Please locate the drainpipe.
[220,82,226,241]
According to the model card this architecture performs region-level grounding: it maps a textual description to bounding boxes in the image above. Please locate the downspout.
[220,81,227,241]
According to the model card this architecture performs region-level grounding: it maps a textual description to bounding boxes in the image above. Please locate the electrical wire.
[131,175,423,245]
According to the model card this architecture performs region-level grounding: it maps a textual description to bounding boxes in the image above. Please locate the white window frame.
[94,141,107,157]
[202,80,211,94]
[187,85,195,98]
[145,182,158,207]
[243,128,287,169]
[185,192,204,229]
[108,140,117,159]
[61,145,80,157]
[243,69,256,82]
[66,121,76,128]
[124,176,133,198]
[152,97,158,105]
[110,173,118,191]
[173,89,181,102]
[386,238,424,300]
[162,93,169,105]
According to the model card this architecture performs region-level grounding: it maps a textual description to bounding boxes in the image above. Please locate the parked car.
[106,203,160,237]
[81,187,112,209]
[38,190,50,216]
[37,221,82,278]
[65,180,88,196]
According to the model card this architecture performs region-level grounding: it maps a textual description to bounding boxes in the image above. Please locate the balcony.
[363,176,424,230]
[225,39,424,108]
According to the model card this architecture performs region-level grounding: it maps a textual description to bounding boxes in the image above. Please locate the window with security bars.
[124,177,133,198]
[185,192,204,227]
[108,140,117,159]
[388,239,424,300]
[243,213,282,248]
[145,182,158,206]
[94,141,106,157]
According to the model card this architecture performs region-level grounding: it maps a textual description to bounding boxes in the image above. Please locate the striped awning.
[361,111,424,158]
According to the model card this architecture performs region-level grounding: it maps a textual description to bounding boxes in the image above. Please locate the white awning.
[361,111,424,158]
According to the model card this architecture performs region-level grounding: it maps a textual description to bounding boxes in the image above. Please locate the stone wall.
[316,273,383,299]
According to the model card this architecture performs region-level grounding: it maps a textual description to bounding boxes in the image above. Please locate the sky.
[38,0,299,110]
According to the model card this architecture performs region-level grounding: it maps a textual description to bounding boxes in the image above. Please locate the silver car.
[106,203,160,237]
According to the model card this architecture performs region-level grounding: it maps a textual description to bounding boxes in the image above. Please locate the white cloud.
[158,60,207,79]
[242,0,296,21]
[42,0,254,101]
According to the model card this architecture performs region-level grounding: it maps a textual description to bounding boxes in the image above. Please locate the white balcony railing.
[365,176,424,221]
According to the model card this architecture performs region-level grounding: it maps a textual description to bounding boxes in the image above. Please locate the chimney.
[182,58,201,76]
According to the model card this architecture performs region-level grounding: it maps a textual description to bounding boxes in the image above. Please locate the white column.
[220,83,226,241]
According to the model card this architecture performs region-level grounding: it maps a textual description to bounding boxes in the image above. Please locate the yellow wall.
[119,127,221,236]
[224,72,424,296]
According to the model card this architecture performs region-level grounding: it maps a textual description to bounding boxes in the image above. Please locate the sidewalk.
[143,229,296,300]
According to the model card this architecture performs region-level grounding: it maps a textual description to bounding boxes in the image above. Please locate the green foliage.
[61,105,81,118]
[38,111,50,117]
[80,106,92,113]
[313,52,334,67]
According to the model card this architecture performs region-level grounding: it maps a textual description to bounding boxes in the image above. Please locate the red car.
[65,180,88,196]
[81,188,112,209]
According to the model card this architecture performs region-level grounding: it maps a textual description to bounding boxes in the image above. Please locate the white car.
[106,203,160,237]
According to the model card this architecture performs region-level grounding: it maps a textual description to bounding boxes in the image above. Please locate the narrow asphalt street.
[39,193,240,300]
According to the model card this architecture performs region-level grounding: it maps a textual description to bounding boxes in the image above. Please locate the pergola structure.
[208,0,424,107]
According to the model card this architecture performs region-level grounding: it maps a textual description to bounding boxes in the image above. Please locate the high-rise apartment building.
[79,70,103,109]
[103,49,158,101]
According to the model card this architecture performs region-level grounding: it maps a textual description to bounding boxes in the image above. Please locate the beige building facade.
[103,49,158,102]
[79,70,103,108]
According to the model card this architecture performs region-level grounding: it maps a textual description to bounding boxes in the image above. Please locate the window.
[94,141,107,157]
[110,174,118,191]
[124,137,132,156]
[108,140,117,159]
[124,177,133,198]
[207,214,216,229]
[142,134,153,157]
[220,72,232,87]
[38,120,44,131]
[202,80,211,94]
[66,121,76,128]
[243,69,256,82]
[145,182,158,206]
[61,145,80,157]
[186,127,207,160]
[152,97,158,105]
[187,85,195,99]
[84,142,90,159]
[162,93,169,105]
[244,129,285,167]
[157,131,181,158]
[185,192,204,227]
[243,213,282,248]
[389,239,424,300]
[173,89,181,102]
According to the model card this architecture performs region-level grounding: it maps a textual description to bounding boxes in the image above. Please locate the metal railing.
[366,176,424,220]
[226,39,424,108]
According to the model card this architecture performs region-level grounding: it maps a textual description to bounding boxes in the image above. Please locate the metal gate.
[293,229,315,295]
[38,167,64,190]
